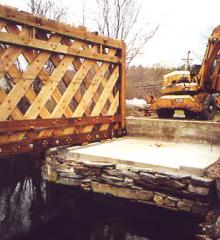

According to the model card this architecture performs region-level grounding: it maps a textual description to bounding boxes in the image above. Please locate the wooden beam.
[90,67,119,116]
[0,4,122,49]
[0,115,122,132]
[120,41,126,129]
[0,128,126,158]
[0,48,54,120]
[83,67,119,133]
[4,24,75,118]
[0,32,120,63]
[0,5,126,158]
[72,63,110,117]
[99,92,120,131]
[1,50,51,119]
[23,56,74,119]
[50,60,93,118]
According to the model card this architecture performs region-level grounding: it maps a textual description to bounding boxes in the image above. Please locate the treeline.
[126,64,183,100]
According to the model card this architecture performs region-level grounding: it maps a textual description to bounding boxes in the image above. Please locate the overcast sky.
[0,0,220,67]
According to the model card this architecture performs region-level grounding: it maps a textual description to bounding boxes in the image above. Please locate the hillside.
[126,65,178,100]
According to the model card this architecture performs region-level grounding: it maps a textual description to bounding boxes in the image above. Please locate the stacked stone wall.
[45,150,214,216]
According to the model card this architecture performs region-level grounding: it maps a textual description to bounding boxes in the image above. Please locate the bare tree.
[27,0,67,22]
[26,0,68,73]
[94,0,159,66]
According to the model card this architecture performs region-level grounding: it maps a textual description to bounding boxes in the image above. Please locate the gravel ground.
[205,162,220,179]
[196,160,220,239]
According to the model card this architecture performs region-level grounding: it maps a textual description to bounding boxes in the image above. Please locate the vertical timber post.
[120,41,126,129]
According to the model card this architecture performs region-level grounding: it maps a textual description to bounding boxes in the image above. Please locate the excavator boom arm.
[198,25,220,92]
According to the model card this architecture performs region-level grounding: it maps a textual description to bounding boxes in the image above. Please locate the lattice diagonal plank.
[3,48,53,119]
[10,25,87,119]
[24,39,90,119]
[5,24,54,118]
[21,49,74,118]
[0,36,62,120]
[0,46,22,76]
[82,45,116,106]
[56,39,107,116]
[24,56,74,119]
[8,54,75,142]
[6,23,75,119]
[2,24,50,119]
[60,41,116,111]
[83,68,119,133]
[46,42,97,117]
[70,49,117,117]
[49,56,84,110]
[43,48,118,137]
[0,90,23,118]
[37,61,94,138]
[84,53,116,115]
[37,45,102,138]
[50,60,94,118]
[0,19,6,29]
[2,48,78,139]
[0,47,24,120]
[8,61,51,118]
[72,62,111,117]
[99,92,120,131]
[3,25,51,119]
[0,23,34,74]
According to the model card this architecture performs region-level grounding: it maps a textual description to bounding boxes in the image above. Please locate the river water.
[0,155,200,240]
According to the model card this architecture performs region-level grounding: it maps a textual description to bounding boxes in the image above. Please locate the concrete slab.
[65,137,220,176]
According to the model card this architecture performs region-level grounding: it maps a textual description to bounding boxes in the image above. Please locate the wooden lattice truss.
[0,5,126,157]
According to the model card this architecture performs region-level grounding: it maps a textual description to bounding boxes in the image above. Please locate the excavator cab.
[161,70,199,95]
[162,71,190,87]
[190,64,201,78]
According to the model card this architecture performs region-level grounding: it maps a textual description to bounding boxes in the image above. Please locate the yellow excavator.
[151,25,220,120]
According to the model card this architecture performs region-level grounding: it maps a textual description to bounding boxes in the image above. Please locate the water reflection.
[0,154,44,240]
[0,155,199,240]
[21,184,199,240]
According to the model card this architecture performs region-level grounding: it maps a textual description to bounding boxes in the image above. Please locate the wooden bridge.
[0,5,126,158]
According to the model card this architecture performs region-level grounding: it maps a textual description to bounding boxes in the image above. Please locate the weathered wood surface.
[0,5,126,157]
[0,5,122,48]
